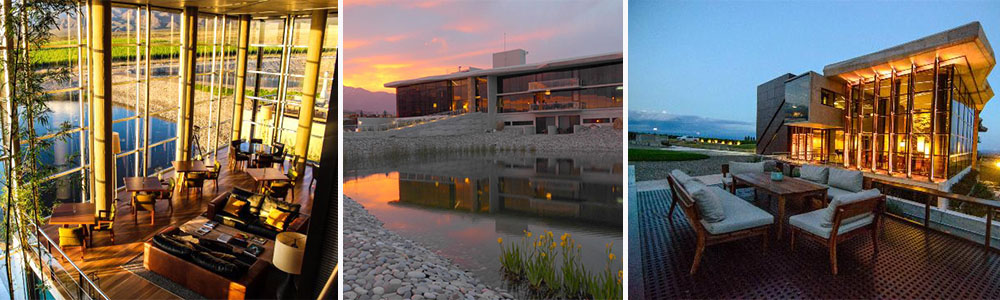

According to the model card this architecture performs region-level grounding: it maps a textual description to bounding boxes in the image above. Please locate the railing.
[530,102,582,111]
[864,176,1000,250]
[21,217,110,300]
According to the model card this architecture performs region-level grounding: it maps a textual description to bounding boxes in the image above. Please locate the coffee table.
[179,216,275,263]
[731,172,828,240]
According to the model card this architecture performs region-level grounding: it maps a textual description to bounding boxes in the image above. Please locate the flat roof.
[823,21,995,109]
[384,52,623,88]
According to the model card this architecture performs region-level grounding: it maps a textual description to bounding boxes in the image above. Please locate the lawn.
[628,149,709,162]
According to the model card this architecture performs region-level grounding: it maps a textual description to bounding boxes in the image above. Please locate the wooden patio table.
[731,172,828,240]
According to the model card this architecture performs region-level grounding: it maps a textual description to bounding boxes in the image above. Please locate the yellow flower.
[547,231,553,237]
[619,270,623,278]
[560,241,566,247]
[497,237,503,244]
[561,233,569,241]
[550,242,557,249]
[525,231,532,237]
[541,252,546,257]
[609,253,616,261]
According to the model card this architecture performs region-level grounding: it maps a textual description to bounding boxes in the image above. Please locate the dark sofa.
[143,226,267,299]
[205,188,309,239]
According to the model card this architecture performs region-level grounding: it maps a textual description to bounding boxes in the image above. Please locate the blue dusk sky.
[629,0,1000,151]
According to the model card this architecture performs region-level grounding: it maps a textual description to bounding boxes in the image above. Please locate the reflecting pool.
[344,154,623,294]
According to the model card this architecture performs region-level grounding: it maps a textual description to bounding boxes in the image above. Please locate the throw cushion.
[265,208,291,230]
[222,197,247,217]
[246,194,266,215]
[828,168,864,192]
[58,226,85,247]
[671,169,695,184]
[800,164,829,184]
[822,188,881,227]
[729,161,764,175]
[762,160,778,172]
[686,181,726,223]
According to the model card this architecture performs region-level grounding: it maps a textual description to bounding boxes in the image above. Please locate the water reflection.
[344,154,623,294]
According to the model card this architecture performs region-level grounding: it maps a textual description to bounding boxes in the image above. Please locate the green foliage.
[628,149,709,162]
[498,231,623,299]
[32,37,337,68]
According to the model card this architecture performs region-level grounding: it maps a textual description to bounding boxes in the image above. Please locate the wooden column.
[293,10,328,174]
[176,6,197,161]
[231,16,251,141]
[90,0,113,216]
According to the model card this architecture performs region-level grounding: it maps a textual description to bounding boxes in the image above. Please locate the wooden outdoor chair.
[667,173,773,274]
[789,193,885,275]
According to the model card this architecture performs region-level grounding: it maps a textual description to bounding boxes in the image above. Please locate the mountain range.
[344,86,396,115]
[628,110,755,140]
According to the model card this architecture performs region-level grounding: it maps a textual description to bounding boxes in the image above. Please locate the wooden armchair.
[721,163,752,193]
[789,193,884,275]
[667,173,772,274]
[133,192,158,224]
[205,160,221,192]
[90,205,117,245]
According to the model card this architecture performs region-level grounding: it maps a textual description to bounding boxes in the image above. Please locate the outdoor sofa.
[667,169,774,274]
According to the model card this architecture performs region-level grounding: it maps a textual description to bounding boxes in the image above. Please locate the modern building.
[384,50,623,134]
[758,21,995,182]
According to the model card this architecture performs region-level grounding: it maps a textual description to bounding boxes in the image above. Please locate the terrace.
[628,162,1000,299]
[1,1,339,299]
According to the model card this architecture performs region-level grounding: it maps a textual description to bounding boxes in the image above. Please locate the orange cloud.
[443,19,491,33]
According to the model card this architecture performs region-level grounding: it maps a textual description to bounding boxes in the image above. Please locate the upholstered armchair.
[59,225,87,260]
[789,189,884,275]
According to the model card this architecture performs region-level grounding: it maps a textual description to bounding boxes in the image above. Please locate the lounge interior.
[4,0,339,299]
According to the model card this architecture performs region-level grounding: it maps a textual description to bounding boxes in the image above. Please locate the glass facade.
[839,61,979,181]
[497,62,623,113]
[396,79,471,117]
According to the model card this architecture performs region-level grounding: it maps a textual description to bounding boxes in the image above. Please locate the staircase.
[386,113,488,137]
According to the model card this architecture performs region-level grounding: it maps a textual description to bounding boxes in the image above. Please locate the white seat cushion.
[789,209,874,238]
[729,161,764,175]
[699,186,773,235]
[800,164,829,184]
[824,186,854,200]
[828,168,864,192]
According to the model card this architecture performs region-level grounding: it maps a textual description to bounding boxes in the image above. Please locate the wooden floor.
[39,148,316,299]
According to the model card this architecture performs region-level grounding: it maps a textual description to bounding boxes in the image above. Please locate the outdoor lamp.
[274,232,306,299]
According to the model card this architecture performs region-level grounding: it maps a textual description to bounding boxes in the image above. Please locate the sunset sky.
[343,0,624,94]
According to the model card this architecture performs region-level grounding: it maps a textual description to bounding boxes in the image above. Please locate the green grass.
[628,149,709,162]
[32,38,336,67]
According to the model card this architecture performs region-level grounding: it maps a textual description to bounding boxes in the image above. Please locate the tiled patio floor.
[629,187,1000,299]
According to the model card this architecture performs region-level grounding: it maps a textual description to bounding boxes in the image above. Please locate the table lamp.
[274,232,306,299]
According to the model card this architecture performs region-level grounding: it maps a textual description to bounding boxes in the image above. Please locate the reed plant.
[498,230,622,299]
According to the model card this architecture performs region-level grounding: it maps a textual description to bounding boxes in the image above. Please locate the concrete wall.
[757,73,795,154]
[807,72,847,128]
